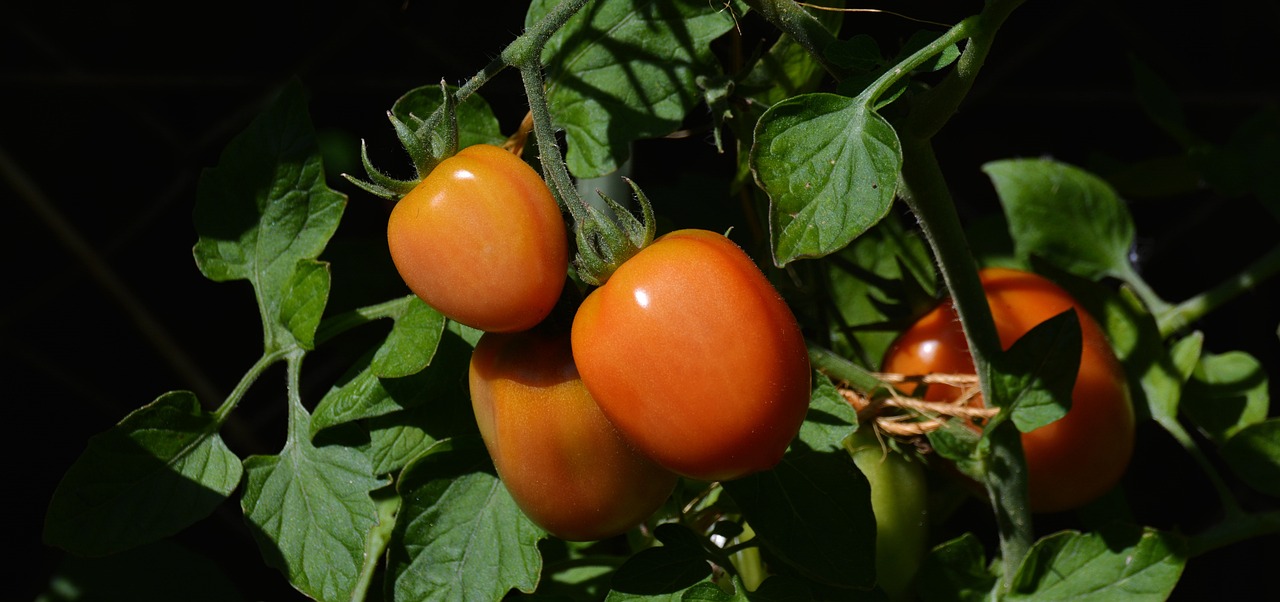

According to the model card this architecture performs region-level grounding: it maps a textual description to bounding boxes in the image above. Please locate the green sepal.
[572,177,656,286]
[342,139,419,201]
[344,81,462,201]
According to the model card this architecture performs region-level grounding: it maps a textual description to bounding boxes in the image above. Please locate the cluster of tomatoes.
[387,144,813,541]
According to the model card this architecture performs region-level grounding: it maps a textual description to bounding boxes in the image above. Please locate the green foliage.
[38,1,1280,601]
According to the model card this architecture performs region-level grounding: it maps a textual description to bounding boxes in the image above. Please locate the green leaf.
[388,437,544,601]
[721,449,875,590]
[607,524,713,598]
[798,372,858,451]
[1220,419,1280,497]
[391,84,505,152]
[990,309,1081,431]
[1007,526,1186,601]
[826,211,937,367]
[43,391,242,557]
[738,0,845,108]
[916,533,998,602]
[984,158,1135,282]
[752,92,901,266]
[370,296,446,379]
[312,328,472,435]
[240,400,387,602]
[1182,350,1270,444]
[529,0,743,178]
[193,80,346,352]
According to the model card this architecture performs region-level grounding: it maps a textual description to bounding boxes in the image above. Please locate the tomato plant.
[571,229,811,482]
[882,267,1136,513]
[387,143,567,333]
[469,324,677,542]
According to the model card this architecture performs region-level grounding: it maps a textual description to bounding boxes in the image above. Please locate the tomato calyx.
[573,177,656,286]
[344,79,461,201]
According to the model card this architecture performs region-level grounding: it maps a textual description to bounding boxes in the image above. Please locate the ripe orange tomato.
[881,267,1134,513]
[469,325,677,541]
[387,144,567,333]
[571,229,812,482]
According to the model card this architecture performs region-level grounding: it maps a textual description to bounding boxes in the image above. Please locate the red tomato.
[571,229,812,482]
[881,267,1134,513]
[469,325,678,541]
[387,144,567,333]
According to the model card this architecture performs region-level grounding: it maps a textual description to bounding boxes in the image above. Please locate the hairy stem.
[742,0,843,80]
[212,349,290,425]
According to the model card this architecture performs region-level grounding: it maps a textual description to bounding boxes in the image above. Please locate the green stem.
[1157,244,1280,338]
[285,349,310,445]
[352,488,402,602]
[807,343,890,396]
[742,0,843,80]
[314,294,417,346]
[519,60,588,223]
[893,0,1028,591]
[863,17,976,106]
[211,349,289,425]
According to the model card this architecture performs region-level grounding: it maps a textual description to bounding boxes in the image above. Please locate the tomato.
[846,428,928,601]
[387,144,567,333]
[881,267,1134,513]
[469,325,678,541]
[570,229,812,482]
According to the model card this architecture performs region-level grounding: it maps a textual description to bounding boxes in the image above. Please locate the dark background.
[7,1,1278,599]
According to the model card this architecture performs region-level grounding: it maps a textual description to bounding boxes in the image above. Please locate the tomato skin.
[881,267,1135,513]
[387,144,567,333]
[469,326,678,541]
[571,229,812,482]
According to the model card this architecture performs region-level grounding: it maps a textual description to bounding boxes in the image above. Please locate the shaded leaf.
[984,158,1135,283]
[37,539,244,602]
[1182,350,1270,443]
[1007,526,1186,601]
[241,400,386,602]
[916,533,997,602]
[530,0,743,178]
[991,309,1081,431]
[43,391,242,557]
[388,437,544,601]
[1220,419,1280,498]
[193,80,346,352]
[607,524,713,598]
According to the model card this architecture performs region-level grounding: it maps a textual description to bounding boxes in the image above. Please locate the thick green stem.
[807,343,890,395]
[1157,244,1280,337]
[742,0,843,80]
[1187,510,1280,557]
[894,0,1028,590]
[212,349,289,425]
[519,61,587,223]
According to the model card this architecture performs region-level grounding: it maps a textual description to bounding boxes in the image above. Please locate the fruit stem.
[1156,243,1280,338]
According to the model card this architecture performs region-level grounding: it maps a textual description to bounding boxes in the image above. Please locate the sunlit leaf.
[1007,526,1186,601]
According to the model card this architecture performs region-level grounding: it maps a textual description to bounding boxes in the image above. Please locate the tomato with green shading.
[571,229,812,482]
[881,267,1135,513]
[469,325,677,541]
[387,144,567,333]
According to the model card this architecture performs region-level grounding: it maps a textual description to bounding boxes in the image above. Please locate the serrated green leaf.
[371,296,446,379]
[916,533,997,602]
[312,329,472,435]
[607,524,713,598]
[528,0,742,178]
[1221,419,1280,497]
[241,400,387,602]
[43,391,242,557]
[193,80,346,353]
[1007,526,1186,601]
[752,92,901,266]
[1182,350,1270,443]
[388,437,544,602]
[990,309,1081,431]
[984,158,1135,282]
[798,372,858,451]
[721,449,875,589]
[391,84,505,152]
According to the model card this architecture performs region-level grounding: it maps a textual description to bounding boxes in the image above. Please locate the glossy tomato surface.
[571,229,812,482]
[388,144,567,333]
[469,326,677,541]
[881,267,1135,513]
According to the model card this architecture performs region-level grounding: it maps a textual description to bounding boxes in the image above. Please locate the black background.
[7,1,1279,599]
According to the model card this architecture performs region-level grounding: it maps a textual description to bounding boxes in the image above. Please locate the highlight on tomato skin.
[387,143,568,334]
[570,229,812,483]
[468,325,678,542]
[881,267,1136,513]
